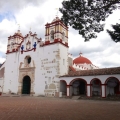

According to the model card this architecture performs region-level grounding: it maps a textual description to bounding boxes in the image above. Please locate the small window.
[62,32,65,41]
[28,57,31,64]
[50,30,54,41]
[24,56,31,66]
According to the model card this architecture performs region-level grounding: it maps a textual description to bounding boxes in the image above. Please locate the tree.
[107,23,120,42]
[59,0,120,41]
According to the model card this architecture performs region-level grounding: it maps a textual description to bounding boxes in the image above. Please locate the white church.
[0,17,120,98]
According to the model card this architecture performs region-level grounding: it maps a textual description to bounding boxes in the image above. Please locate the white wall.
[3,51,20,94]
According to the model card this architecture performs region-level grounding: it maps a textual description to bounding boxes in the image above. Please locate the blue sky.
[0,12,15,22]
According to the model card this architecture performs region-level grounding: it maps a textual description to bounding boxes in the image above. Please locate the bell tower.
[7,30,23,53]
[45,17,68,45]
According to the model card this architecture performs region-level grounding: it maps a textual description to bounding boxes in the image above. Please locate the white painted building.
[0,17,120,98]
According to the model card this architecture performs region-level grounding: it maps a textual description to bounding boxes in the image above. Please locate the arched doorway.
[22,76,31,94]
[60,80,67,96]
[105,77,119,97]
[70,79,87,96]
[90,78,101,97]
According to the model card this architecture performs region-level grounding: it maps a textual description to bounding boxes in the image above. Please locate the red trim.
[21,51,23,54]
[24,32,37,39]
[105,76,119,84]
[45,41,50,44]
[42,40,69,48]
[60,80,67,85]
[7,43,21,46]
[8,35,24,40]
[90,78,102,84]
[69,78,87,97]
[102,97,106,98]
[6,49,18,54]
[45,18,68,30]
[65,42,68,46]
[24,48,35,52]
[69,78,87,85]
[45,31,68,38]
[87,84,91,86]
[33,48,36,51]
[46,21,68,30]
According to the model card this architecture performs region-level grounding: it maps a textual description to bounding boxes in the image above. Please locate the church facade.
[0,17,120,98]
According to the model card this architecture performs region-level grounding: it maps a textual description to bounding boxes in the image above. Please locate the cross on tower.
[18,24,20,30]
[79,52,82,56]
[55,8,59,17]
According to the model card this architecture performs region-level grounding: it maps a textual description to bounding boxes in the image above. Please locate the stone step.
[72,96,81,100]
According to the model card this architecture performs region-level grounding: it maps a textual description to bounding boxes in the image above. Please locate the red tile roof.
[69,66,76,72]
[60,67,120,77]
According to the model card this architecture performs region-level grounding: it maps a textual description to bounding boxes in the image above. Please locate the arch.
[60,80,67,85]
[22,75,31,94]
[105,76,119,84]
[105,77,120,97]
[60,80,67,96]
[50,30,54,41]
[90,78,102,97]
[24,55,31,67]
[62,32,65,41]
[69,78,87,96]
[69,78,87,85]
[90,78,102,84]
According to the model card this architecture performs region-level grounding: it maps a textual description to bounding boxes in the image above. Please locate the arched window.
[28,57,31,64]
[26,41,31,50]
[62,32,65,41]
[50,30,54,41]
[11,42,14,50]
[24,56,31,67]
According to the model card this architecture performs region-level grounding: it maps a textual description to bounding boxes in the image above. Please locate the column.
[67,85,70,97]
[119,82,120,91]
[87,84,90,97]
[101,84,106,98]
[45,28,47,36]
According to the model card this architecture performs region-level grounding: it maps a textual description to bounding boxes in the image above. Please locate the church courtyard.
[0,97,120,120]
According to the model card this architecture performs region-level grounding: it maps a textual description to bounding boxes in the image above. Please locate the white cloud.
[0,0,120,68]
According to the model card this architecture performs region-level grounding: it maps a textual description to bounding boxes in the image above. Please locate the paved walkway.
[0,96,120,120]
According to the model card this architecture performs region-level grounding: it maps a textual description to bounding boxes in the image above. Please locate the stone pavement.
[0,96,120,120]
